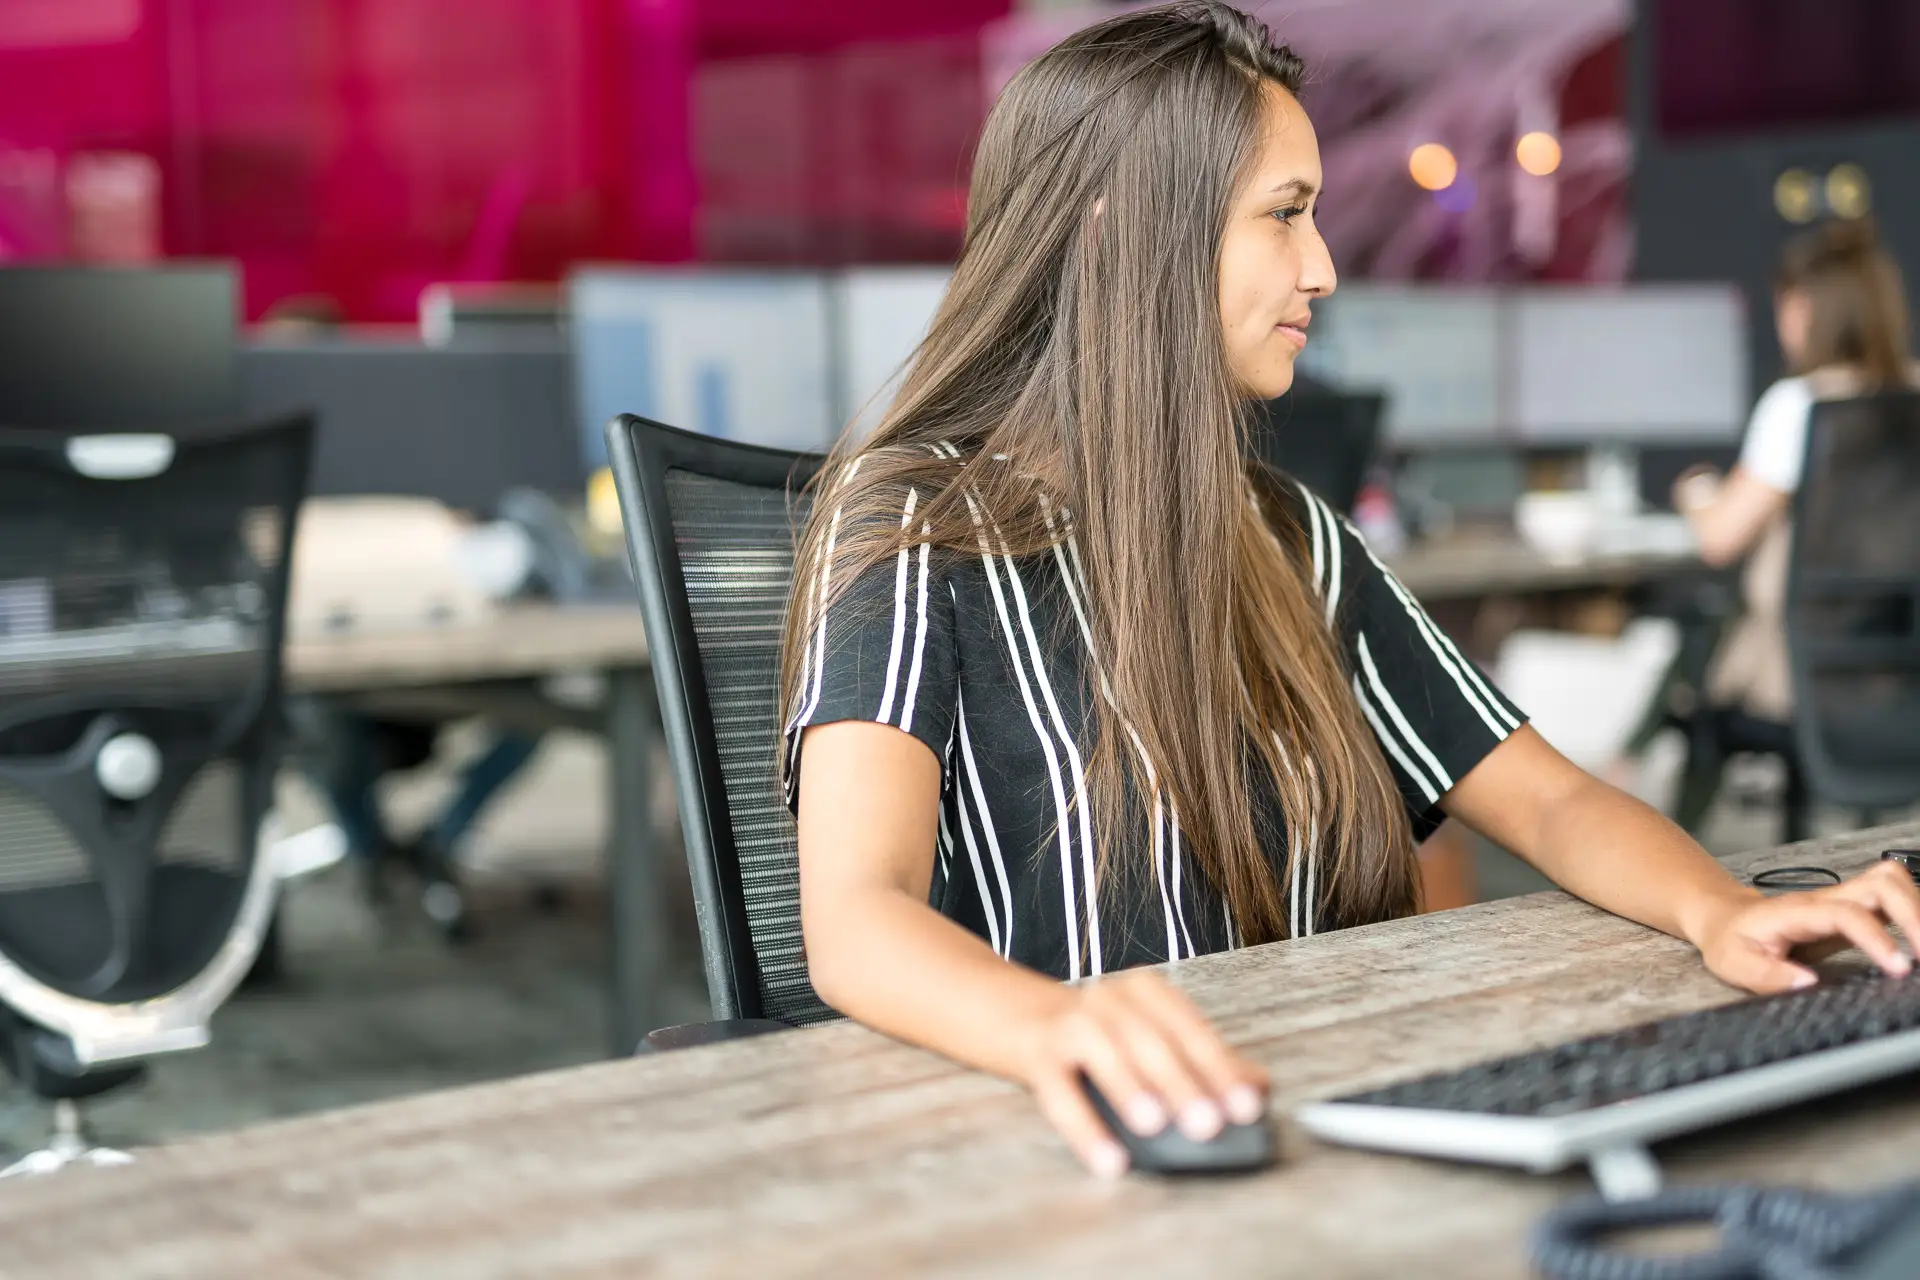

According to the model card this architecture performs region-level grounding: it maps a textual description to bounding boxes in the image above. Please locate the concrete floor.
[0,729,713,1160]
[0,728,1901,1163]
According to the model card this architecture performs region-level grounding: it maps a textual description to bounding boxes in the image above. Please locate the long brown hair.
[778,1,1417,945]
[1776,217,1912,384]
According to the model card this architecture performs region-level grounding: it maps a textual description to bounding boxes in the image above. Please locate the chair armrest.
[636,1019,793,1055]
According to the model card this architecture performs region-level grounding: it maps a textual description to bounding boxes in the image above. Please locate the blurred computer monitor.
[1297,285,1502,444]
[570,269,835,471]
[0,263,240,431]
[833,267,952,437]
[1248,391,1386,515]
[1512,286,1747,442]
[241,340,577,513]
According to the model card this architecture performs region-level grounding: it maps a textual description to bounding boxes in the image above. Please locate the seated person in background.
[1673,217,1916,724]
[296,699,541,943]
[779,3,1920,1181]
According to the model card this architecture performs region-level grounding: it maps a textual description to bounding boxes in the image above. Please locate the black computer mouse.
[1081,1075,1277,1176]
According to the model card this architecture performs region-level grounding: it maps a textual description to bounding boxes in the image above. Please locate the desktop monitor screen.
[0,264,240,431]
[1512,286,1748,441]
[241,341,578,513]
[1297,285,1502,443]
[570,269,835,471]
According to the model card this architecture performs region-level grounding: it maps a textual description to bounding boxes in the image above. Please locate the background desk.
[1388,536,1702,602]
[285,604,665,1056]
[4,824,1913,1278]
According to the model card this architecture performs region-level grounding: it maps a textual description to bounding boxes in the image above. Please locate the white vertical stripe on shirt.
[1301,816,1319,937]
[1289,819,1303,941]
[1307,484,1327,592]
[1151,787,1179,960]
[1170,814,1197,959]
[955,686,1016,958]
[1352,674,1441,804]
[1305,489,1346,626]
[997,526,1103,977]
[950,769,1004,958]
[875,487,921,725]
[794,492,843,746]
[1355,535,1521,736]
[787,458,867,792]
[899,534,933,733]
[934,798,954,885]
[964,489,1083,980]
[1042,503,1187,964]
[1357,631,1454,792]
[1274,734,1305,942]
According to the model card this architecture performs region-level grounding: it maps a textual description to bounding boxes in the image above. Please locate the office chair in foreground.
[1657,391,1920,839]
[606,414,836,1050]
[0,416,311,1174]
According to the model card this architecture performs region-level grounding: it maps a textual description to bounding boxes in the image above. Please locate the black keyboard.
[1336,970,1920,1118]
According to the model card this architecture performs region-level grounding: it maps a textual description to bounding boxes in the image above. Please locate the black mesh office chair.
[605,414,835,1051]
[1785,391,1920,813]
[0,415,311,1173]
[1661,392,1920,840]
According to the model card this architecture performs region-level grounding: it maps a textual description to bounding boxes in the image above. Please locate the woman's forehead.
[1246,84,1321,187]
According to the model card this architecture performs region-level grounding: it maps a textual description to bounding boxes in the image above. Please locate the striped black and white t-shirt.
[783,470,1526,981]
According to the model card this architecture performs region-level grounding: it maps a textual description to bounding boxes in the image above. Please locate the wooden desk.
[285,604,648,695]
[7,824,1915,1279]
[1389,536,1702,602]
[285,604,667,1056]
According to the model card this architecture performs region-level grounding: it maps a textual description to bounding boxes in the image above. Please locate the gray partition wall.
[241,340,580,513]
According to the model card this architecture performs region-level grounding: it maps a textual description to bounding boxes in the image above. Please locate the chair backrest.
[1246,390,1386,515]
[0,415,311,1066]
[605,414,833,1026]
[1786,390,1920,807]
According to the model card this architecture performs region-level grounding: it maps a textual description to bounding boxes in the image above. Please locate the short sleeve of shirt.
[782,528,958,815]
[1285,481,1530,841]
[1737,376,1814,494]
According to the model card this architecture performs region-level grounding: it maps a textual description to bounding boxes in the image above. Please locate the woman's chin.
[1245,364,1295,401]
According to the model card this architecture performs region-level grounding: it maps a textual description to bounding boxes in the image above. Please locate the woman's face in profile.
[1775,287,1812,366]
[1216,83,1336,401]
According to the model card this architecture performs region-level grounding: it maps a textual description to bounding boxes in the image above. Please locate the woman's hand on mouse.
[1013,969,1267,1179]
[1689,858,1920,994]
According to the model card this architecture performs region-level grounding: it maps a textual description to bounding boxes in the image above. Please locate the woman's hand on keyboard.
[1016,970,1268,1178]
[1693,858,1920,993]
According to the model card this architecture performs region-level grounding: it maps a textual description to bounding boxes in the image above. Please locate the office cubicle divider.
[241,341,579,514]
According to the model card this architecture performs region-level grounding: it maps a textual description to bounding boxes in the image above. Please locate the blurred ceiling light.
[1408,143,1458,192]
[1515,131,1561,177]
[1826,163,1872,219]
[1773,168,1819,224]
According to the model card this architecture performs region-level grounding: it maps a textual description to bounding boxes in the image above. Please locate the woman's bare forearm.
[1445,726,1759,948]
[1514,776,1760,948]
[805,887,1072,1081]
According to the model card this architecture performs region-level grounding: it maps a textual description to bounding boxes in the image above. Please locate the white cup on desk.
[1515,490,1599,563]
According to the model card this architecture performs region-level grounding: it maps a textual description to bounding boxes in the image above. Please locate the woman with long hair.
[1676,217,1917,722]
[780,2,1920,1179]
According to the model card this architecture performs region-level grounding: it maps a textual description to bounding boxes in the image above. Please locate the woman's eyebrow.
[1264,178,1319,201]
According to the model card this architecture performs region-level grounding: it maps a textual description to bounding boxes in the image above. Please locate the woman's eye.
[1270,205,1307,225]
